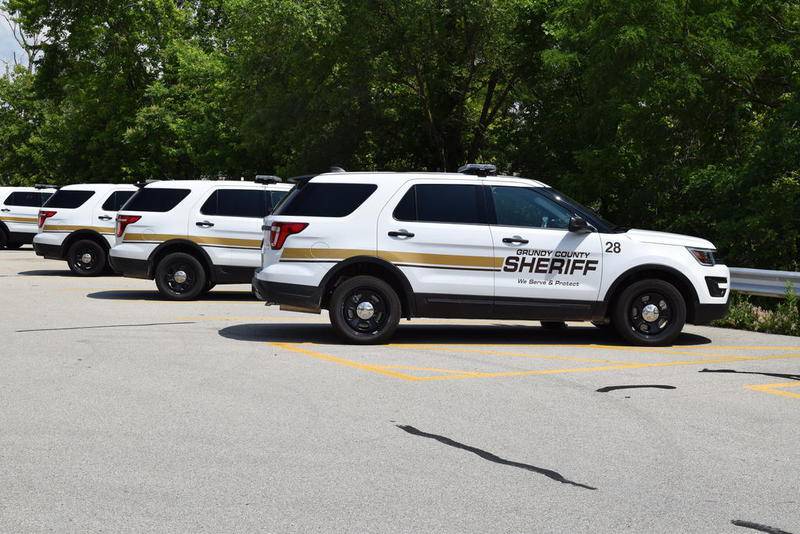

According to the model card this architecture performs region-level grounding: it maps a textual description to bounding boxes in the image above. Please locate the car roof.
[0,186,57,193]
[59,183,138,192]
[144,180,293,191]
[309,171,549,188]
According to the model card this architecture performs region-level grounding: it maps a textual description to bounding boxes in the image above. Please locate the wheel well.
[63,230,109,255]
[605,266,699,322]
[149,240,213,281]
[320,258,414,319]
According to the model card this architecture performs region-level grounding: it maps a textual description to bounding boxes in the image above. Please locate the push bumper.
[690,302,730,325]
[109,255,151,279]
[252,274,322,310]
[33,242,63,260]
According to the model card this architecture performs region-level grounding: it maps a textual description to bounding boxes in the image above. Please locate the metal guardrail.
[729,267,800,298]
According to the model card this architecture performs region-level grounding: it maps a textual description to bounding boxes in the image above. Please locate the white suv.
[253,167,731,345]
[0,186,57,249]
[110,179,292,300]
[33,183,138,275]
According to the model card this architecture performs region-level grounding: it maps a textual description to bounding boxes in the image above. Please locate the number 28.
[605,242,621,253]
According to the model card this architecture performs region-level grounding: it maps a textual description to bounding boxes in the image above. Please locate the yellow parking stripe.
[270,342,420,381]
[745,382,800,400]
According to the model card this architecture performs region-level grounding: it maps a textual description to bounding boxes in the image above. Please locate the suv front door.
[377,181,495,318]
[488,184,604,319]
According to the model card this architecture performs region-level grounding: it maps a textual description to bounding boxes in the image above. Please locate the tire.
[329,275,401,344]
[66,239,107,276]
[154,252,207,301]
[612,279,687,346]
[0,228,6,249]
[5,242,22,250]
[540,321,567,330]
[592,320,614,330]
[201,282,217,296]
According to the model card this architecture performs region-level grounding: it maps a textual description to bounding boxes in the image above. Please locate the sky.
[0,16,25,67]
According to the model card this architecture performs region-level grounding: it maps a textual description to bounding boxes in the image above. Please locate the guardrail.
[729,267,800,298]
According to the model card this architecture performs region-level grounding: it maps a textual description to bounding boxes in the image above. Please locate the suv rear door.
[377,180,495,318]
[2,190,53,234]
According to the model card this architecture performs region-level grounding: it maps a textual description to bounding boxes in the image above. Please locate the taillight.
[116,214,141,237]
[38,210,57,228]
[269,222,308,250]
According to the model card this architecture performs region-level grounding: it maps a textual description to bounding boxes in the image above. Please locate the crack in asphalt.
[700,368,800,381]
[732,519,795,534]
[16,321,195,333]
[396,424,597,490]
[596,384,676,393]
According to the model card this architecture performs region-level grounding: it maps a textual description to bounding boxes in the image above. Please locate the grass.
[713,283,800,337]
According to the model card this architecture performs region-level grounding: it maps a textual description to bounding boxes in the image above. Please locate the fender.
[603,263,699,305]
[318,255,417,317]
[62,229,111,254]
[146,239,215,279]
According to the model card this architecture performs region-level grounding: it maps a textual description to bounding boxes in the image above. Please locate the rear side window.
[269,190,288,211]
[101,190,136,212]
[274,183,377,217]
[123,188,190,212]
[43,190,95,209]
[393,184,486,224]
[4,191,52,207]
[201,189,270,218]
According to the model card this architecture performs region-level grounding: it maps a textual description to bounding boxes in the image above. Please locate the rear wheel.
[329,275,401,344]
[67,239,107,276]
[0,228,6,249]
[154,252,207,301]
[612,279,686,346]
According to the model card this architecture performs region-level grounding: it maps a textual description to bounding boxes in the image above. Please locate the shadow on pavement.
[17,269,75,277]
[87,290,257,302]
[218,323,712,346]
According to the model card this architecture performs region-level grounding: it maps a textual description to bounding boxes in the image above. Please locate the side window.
[394,184,485,224]
[43,190,95,209]
[274,183,378,218]
[4,191,51,207]
[268,191,288,213]
[491,186,572,229]
[201,189,269,218]
[102,190,136,212]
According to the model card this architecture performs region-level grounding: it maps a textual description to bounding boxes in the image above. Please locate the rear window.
[393,184,486,224]
[123,188,190,213]
[274,183,377,218]
[4,191,52,207]
[101,190,136,212]
[43,190,95,209]
[201,189,271,218]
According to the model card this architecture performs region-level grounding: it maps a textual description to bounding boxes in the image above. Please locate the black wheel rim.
[163,262,196,294]
[629,291,672,336]
[341,287,389,335]
[71,246,99,272]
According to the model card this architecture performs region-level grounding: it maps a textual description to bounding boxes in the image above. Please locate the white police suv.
[33,183,139,275]
[0,185,57,249]
[109,179,292,300]
[253,166,730,345]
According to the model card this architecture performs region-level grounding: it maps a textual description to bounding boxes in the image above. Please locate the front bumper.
[252,274,322,310]
[108,255,151,278]
[691,302,730,325]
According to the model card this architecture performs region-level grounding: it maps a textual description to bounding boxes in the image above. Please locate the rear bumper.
[252,275,322,310]
[690,302,730,325]
[109,255,151,279]
[33,242,63,260]
[8,231,35,245]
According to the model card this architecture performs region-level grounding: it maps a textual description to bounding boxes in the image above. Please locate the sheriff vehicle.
[33,183,139,275]
[253,165,730,346]
[0,185,57,249]
[109,179,293,300]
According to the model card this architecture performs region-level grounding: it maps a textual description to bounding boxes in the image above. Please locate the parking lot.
[1,249,798,533]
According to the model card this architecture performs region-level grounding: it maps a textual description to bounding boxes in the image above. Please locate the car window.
[491,186,572,229]
[201,189,270,218]
[268,190,288,213]
[43,190,95,209]
[4,191,52,207]
[123,188,191,213]
[394,184,485,224]
[101,190,136,212]
[274,183,377,217]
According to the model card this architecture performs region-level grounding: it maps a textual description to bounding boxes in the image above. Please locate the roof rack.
[255,175,283,185]
[458,163,497,177]
[34,183,59,190]
[134,179,160,188]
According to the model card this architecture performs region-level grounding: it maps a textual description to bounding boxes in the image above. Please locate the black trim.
[109,255,151,278]
[414,293,606,321]
[603,264,699,305]
[254,278,323,310]
[211,265,257,284]
[690,302,729,325]
[8,231,35,245]
[33,242,63,260]
[705,276,728,298]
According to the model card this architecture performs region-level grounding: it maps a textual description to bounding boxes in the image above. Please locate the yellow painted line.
[745,382,800,400]
[396,345,627,364]
[380,365,486,376]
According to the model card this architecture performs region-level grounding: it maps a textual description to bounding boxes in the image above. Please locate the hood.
[626,229,715,249]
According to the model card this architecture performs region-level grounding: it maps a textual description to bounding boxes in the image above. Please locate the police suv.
[253,166,730,345]
[0,185,57,249]
[109,179,292,300]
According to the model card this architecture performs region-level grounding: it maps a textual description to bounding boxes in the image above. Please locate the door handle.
[388,230,415,238]
[503,237,529,245]
[0,208,9,212]
[98,215,113,221]
[196,221,215,228]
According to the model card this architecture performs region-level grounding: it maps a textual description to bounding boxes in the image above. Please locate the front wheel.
[6,241,23,250]
[612,279,686,346]
[67,239,107,276]
[329,275,401,344]
[154,252,207,301]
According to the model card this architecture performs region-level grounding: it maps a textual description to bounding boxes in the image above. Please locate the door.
[191,187,270,269]
[94,189,136,240]
[2,190,51,236]
[377,181,495,318]
[488,184,604,319]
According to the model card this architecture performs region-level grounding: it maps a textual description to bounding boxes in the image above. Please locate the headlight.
[687,247,716,266]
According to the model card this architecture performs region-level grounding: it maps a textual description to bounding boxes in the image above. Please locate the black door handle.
[196,221,215,228]
[503,237,529,245]
[0,208,9,212]
[98,215,112,221]
[388,230,415,238]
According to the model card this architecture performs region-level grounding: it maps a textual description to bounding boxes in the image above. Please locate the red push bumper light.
[116,215,141,237]
[270,222,308,250]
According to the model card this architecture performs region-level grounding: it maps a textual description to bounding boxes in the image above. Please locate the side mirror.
[568,215,590,233]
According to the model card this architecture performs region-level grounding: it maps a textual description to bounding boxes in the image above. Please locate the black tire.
[329,275,401,344]
[66,239,107,276]
[592,320,613,330]
[201,282,217,296]
[540,321,567,330]
[5,242,23,250]
[612,279,687,346]
[0,228,6,249]
[154,252,207,301]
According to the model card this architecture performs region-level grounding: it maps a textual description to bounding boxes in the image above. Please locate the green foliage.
[0,0,798,270]
[713,286,800,337]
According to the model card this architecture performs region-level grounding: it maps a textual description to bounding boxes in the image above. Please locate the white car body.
[0,186,57,248]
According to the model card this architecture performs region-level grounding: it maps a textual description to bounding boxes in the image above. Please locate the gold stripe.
[0,216,37,223]
[124,233,262,249]
[281,247,503,269]
[43,224,114,234]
